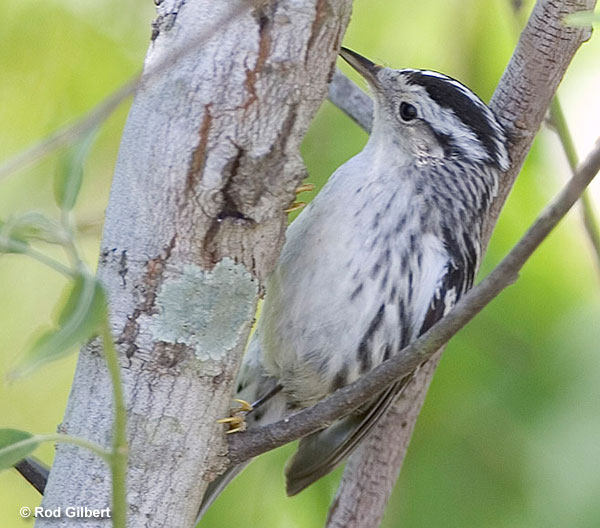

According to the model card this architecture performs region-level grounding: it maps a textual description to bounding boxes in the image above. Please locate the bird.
[198,47,509,519]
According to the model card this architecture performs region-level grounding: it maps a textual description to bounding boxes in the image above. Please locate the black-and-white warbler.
[199,47,509,517]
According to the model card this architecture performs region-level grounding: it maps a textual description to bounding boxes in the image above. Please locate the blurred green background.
[1,0,599,526]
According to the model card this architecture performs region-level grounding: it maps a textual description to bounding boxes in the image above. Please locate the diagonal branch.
[14,458,49,495]
[550,97,600,274]
[0,1,251,182]
[328,69,373,132]
[228,134,600,465]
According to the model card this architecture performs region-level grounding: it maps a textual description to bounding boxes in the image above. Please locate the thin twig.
[228,136,600,464]
[0,239,75,278]
[550,97,600,273]
[100,320,128,528]
[328,69,373,132]
[0,1,252,182]
[0,81,138,182]
[14,458,49,495]
[581,192,600,269]
[0,433,111,463]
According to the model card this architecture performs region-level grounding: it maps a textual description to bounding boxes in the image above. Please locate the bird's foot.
[217,415,247,434]
[217,399,253,434]
[285,182,315,213]
[295,183,316,194]
[284,202,306,213]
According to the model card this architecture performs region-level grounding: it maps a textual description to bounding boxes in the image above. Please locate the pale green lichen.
[150,258,258,361]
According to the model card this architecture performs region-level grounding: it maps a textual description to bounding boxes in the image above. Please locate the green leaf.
[57,272,107,328]
[1,212,65,246]
[0,429,38,470]
[563,10,600,27]
[10,272,107,379]
[0,217,29,253]
[54,129,98,211]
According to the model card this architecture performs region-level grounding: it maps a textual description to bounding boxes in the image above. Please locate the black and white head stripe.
[402,70,509,171]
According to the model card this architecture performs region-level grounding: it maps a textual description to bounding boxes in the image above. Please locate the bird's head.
[339,47,509,171]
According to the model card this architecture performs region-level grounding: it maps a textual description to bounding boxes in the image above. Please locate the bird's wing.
[285,253,473,496]
[419,260,469,334]
[284,375,412,496]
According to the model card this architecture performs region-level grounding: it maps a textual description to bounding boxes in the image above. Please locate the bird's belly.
[256,169,447,408]
[258,237,445,408]
[259,262,366,406]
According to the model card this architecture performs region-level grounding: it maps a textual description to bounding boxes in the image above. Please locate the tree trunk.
[37,1,352,526]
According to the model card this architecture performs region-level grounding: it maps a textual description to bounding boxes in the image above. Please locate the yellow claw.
[217,415,247,433]
[295,183,316,194]
[285,202,307,213]
[216,416,238,424]
[285,182,315,213]
[232,398,253,413]
[226,425,246,434]
[217,399,253,434]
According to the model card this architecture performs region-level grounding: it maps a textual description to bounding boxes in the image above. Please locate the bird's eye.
[399,102,417,122]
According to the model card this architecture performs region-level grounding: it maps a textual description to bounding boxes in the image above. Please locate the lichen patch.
[150,258,257,360]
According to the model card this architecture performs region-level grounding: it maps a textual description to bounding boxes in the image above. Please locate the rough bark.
[37,1,352,527]
[325,0,595,526]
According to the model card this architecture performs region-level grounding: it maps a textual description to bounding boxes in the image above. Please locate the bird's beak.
[339,47,382,87]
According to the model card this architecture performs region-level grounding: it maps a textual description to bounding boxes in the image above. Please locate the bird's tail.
[196,339,287,523]
[195,461,251,524]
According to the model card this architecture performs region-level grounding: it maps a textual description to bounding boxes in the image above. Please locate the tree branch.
[14,458,49,495]
[326,352,441,528]
[550,96,600,274]
[328,69,373,132]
